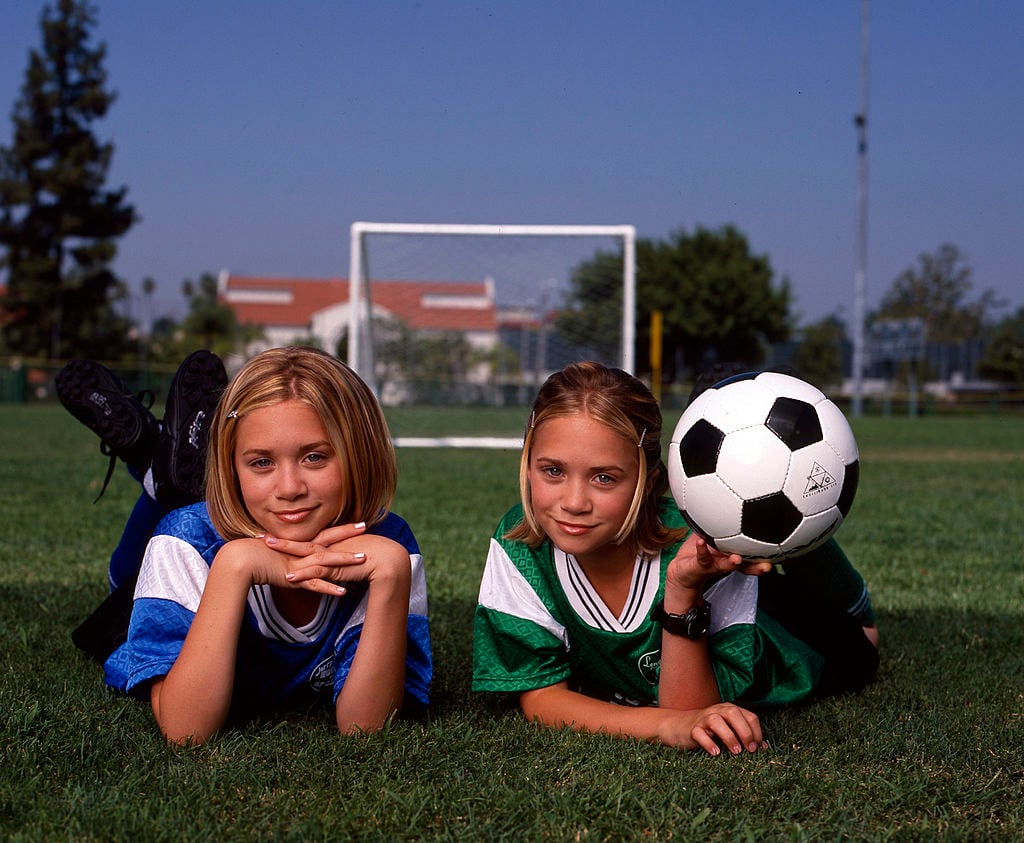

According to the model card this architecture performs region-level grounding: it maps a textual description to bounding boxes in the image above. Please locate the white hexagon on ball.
[715,426,794,501]
[782,439,847,515]
[699,379,776,434]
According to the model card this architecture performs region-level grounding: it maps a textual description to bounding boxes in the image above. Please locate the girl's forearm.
[655,584,722,710]
[656,634,721,710]
[520,683,702,750]
[151,550,252,744]
[334,570,411,734]
[522,682,764,755]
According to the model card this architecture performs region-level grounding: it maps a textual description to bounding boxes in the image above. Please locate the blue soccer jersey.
[104,503,432,713]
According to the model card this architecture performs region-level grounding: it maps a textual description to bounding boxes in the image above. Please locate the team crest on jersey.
[309,656,334,691]
[637,650,660,685]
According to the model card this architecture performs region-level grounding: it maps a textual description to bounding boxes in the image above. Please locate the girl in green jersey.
[473,361,878,755]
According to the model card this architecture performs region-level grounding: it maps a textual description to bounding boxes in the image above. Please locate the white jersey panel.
[478,537,568,649]
[134,534,209,613]
[705,571,759,634]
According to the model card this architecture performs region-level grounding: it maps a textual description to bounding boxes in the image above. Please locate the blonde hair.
[506,360,686,556]
[205,347,397,540]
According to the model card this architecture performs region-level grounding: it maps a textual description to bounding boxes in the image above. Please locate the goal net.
[347,222,635,444]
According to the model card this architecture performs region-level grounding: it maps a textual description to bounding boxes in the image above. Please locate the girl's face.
[527,412,640,570]
[233,399,344,542]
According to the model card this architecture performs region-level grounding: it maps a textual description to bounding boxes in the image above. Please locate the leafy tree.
[978,307,1024,385]
[638,225,791,381]
[793,315,846,391]
[874,243,999,344]
[559,225,792,383]
[0,0,136,359]
[180,272,261,358]
[555,249,627,364]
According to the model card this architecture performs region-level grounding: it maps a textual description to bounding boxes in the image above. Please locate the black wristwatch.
[650,598,712,640]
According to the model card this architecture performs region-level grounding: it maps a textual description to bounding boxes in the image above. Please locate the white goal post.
[347,222,637,402]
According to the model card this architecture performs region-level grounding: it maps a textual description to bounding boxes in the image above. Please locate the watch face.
[654,601,711,639]
[688,607,711,637]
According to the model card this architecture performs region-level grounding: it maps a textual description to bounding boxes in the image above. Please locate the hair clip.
[529,411,536,429]
[638,428,647,448]
[227,409,238,419]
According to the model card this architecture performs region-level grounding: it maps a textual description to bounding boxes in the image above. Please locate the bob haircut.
[505,360,687,556]
[205,347,398,541]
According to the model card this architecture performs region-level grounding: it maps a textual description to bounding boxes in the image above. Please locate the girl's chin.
[260,523,325,543]
[284,528,323,543]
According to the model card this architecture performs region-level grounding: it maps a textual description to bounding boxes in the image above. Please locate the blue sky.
[3,0,1022,327]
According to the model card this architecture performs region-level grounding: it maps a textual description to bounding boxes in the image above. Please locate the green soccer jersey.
[473,502,823,707]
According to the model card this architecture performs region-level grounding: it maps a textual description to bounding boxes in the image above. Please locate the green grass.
[1,405,1022,841]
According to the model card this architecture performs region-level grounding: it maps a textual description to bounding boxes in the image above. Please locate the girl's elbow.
[519,687,556,725]
[151,682,221,745]
[335,689,403,735]
[155,708,216,746]
[161,726,211,747]
[336,719,377,737]
[335,707,399,736]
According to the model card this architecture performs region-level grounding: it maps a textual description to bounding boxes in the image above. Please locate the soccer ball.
[667,371,859,561]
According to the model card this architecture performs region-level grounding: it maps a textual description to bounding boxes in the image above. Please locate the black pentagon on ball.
[677,419,725,477]
[680,509,719,551]
[741,492,804,544]
[766,396,823,451]
[837,459,859,517]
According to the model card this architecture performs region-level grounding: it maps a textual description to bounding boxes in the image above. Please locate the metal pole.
[851,0,870,416]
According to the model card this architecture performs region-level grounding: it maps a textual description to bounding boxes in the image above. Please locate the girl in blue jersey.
[473,361,877,756]
[103,347,431,744]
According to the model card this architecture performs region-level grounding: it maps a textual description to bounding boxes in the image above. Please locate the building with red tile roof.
[218,271,505,402]
[219,270,498,354]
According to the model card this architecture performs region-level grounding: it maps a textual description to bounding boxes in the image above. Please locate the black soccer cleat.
[153,350,228,508]
[56,359,161,498]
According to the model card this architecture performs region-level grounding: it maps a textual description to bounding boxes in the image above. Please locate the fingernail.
[354,522,366,530]
[748,742,759,753]
[266,535,279,545]
[335,585,346,594]
[285,572,295,581]
[353,552,366,560]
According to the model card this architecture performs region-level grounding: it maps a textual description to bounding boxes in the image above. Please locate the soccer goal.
[347,222,636,430]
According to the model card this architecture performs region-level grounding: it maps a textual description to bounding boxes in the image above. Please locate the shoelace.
[93,389,156,503]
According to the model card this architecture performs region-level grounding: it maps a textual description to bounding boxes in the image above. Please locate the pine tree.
[0,0,136,360]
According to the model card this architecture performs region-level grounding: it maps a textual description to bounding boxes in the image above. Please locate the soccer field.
[1,404,1022,840]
